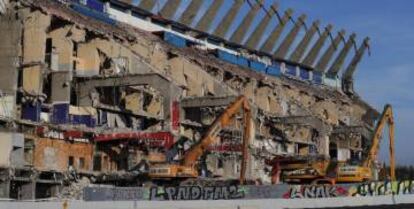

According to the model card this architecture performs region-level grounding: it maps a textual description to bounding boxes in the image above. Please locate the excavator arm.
[182,95,251,167]
[363,104,395,180]
[149,95,252,181]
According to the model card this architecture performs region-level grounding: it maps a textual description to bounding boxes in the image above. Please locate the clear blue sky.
[136,0,414,165]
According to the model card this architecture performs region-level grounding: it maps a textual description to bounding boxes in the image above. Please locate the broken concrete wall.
[77,41,100,76]
[48,25,85,72]
[33,137,93,172]
[22,66,43,96]
[51,71,72,103]
[22,10,50,63]
[0,132,24,167]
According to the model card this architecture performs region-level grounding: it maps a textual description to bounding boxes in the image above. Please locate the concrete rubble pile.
[0,0,378,200]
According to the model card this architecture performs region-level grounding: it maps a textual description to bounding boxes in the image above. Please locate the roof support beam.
[326,33,356,78]
[178,0,205,26]
[159,0,182,19]
[289,20,320,63]
[260,9,293,53]
[245,2,278,49]
[315,30,346,72]
[195,0,225,32]
[302,24,333,67]
[273,14,307,59]
[138,0,156,11]
[230,1,263,44]
[213,0,245,38]
[343,37,370,81]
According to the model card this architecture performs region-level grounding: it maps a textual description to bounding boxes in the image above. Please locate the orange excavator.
[148,95,252,184]
[269,104,396,184]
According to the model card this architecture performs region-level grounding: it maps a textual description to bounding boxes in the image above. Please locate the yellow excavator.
[336,104,395,183]
[272,104,396,184]
[148,95,252,184]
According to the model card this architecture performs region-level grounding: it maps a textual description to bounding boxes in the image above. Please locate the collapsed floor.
[0,0,379,200]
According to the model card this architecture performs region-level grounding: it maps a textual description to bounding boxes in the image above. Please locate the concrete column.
[0,11,22,96]
[212,0,244,38]
[245,2,278,49]
[178,0,204,26]
[326,33,356,78]
[138,0,156,11]
[315,30,346,72]
[273,14,307,59]
[302,24,333,68]
[289,20,320,63]
[159,0,182,19]
[51,71,71,103]
[195,0,225,32]
[230,1,263,44]
[0,180,10,198]
[342,37,370,81]
[260,9,293,53]
[19,181,36,200]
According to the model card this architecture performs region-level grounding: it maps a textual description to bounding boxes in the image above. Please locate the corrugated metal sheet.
[163,32,187,48]
[266,65,281,77]
[249,60,267,72]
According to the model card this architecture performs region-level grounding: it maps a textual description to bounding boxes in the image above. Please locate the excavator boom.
[183,95,251,167]
[149,95,252,182]
[336,104,396,183]
[363,104,395,180]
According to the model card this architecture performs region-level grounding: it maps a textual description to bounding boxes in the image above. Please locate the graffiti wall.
[83,180,414,201]
[149,185,244,200]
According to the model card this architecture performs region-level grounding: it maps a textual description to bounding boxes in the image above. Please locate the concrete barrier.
[1,194,414,209]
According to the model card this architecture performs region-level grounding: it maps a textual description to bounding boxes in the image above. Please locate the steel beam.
[315,30,346,72]
[195,0,225,32]
[245,2,278,49]
[326,33,356,78]
[213,0,245,38]
[273,14,307,59]
[178,0,204,26]
[302,24,333,68]
[289,20,320,63]
[159,0,182,19]
[138,0,156,11]
[260,9,293,53]
[230,1,263,44]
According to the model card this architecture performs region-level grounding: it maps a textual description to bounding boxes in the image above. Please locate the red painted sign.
[94,131,175,148]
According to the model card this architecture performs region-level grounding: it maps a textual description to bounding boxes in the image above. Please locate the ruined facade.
[0,0,378,199]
